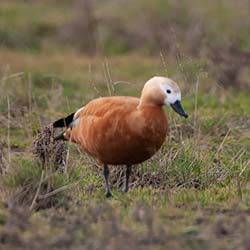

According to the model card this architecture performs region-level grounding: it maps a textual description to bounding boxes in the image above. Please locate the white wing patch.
[74,107,85,118]
[70,117,80,129]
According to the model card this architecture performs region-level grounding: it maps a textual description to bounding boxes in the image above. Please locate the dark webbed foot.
[105,191,113,198]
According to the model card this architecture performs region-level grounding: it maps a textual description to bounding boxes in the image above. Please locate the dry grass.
[32,125,67,171]
[0,1,249,248]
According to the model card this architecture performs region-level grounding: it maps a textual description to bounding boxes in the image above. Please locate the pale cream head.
[140,76,181,105]
[139,76,188,118]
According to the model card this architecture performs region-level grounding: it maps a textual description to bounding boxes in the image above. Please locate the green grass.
[0,1,250,249]
[0,51,249,248]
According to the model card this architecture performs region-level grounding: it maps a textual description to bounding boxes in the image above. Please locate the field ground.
[0,49,250,250]
[0,1,250,249]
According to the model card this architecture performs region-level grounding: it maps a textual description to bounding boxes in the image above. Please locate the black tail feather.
[53,112,75,128]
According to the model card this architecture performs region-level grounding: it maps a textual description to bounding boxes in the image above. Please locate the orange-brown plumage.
[53,76,188,197]
[65,96,168,165]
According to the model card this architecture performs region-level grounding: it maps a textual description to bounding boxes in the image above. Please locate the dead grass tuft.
[32,125,67,171]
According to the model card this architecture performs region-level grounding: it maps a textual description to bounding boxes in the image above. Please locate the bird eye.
[166,89,171,94]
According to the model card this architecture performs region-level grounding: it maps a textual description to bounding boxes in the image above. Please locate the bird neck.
[137,95,164,110]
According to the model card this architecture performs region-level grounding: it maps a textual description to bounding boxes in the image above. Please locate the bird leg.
[103,164,112,198]
[122,164,132,193]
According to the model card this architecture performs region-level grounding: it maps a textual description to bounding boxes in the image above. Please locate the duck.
[53,76,188,197]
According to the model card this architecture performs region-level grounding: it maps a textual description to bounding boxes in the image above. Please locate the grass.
[0,0,250,249]
[0,50,249,249]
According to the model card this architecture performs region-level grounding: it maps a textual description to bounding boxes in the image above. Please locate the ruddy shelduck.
[53,76,188,197]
